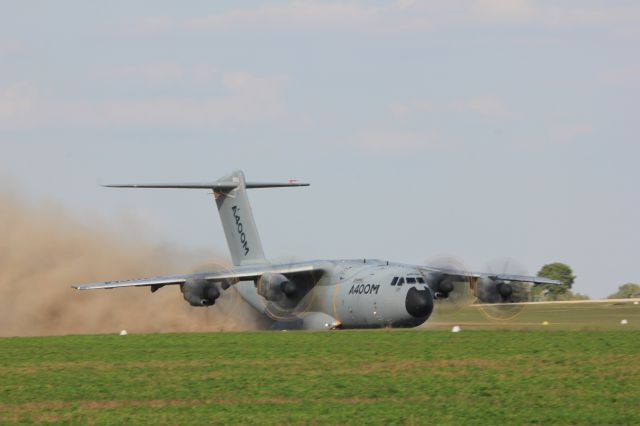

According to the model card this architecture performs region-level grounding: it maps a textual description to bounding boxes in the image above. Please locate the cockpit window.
[397,277,405,286]
[391,277,398,286]
[406,277,417,284]
[417,277,425,283]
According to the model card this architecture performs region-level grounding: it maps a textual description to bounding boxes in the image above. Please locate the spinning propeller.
[423,256,536,321]
[422,256,475,316]
[181,258,325,329]
[474,258,531,320]
[251,257,327,329]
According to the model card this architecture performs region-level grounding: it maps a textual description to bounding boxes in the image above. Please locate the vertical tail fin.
[103,170,308,266]
[214,171,266,266]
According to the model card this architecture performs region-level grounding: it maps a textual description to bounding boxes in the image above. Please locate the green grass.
[427,299,640,331]
[1,330,639,425]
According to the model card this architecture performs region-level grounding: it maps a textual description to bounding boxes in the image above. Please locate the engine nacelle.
[256,272,295,302]
[435,278,454,297]
[476,277,518,303]
[426,275,455,299]
[497,282,513,298]
[182,279,221,307]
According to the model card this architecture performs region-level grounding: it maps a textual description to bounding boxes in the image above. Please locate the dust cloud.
[0,180,265,337]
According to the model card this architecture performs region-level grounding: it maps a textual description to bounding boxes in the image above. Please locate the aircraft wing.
[72,262,321,290]
[481,273,560,285]
[418,266,562,285]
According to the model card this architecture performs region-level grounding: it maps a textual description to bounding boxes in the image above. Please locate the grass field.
[1,327,639,425]
[426,299,640,331]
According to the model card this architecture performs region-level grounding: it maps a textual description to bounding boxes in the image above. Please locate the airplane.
[73,170,562,330]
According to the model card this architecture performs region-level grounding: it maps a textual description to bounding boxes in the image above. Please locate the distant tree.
[550,290,590,301]
[608,283,640,299]
[568,291,590,301]
[535,262,576,300]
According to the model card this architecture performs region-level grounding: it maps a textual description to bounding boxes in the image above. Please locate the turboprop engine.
[431,277,455,299]
[256,272,296,305]
[422,269,457,299]
[181,279,223,306]
[475,277,528,304]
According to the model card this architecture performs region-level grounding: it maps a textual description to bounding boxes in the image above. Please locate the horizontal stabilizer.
[103,181,309,190]
[245,181,309,188]
[104,182,236,190]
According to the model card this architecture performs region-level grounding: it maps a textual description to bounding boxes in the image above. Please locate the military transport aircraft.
[73,170,561,330]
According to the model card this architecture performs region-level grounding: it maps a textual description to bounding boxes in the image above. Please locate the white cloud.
[449,96,514,119]
[186,1,383,31]
[0,71,290,130]
[108,63,187,83]
[127,1,640,35]
[131,16,176,33]
[512,123,593,149]
[600,66,640,87]
[389,96,513,119]
[0,81,39,121]
[388,101,434,117]
[548,124,592,145]
[469,0,533,22]
[0,40,25,54]
[347,129,445,153]
[130,1,427,34]
[401,1,640,30]
[105,63,225,85]
[534,4,640,29]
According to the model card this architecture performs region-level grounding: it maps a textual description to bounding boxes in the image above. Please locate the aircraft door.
[350,276,385,327]
[346,278,363,323]
[337,271,386,328]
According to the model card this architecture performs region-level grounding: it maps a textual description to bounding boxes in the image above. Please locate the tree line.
[535,262,639,300]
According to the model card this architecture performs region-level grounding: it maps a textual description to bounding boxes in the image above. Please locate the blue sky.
[1,1,639,297]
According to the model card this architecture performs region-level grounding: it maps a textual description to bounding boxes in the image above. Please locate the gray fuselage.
[235,259,434,330]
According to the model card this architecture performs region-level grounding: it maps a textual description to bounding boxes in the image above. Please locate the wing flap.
[73,263,319,290]
[72,274,192,290]
[419,266,562,285]
[488,274,560,285]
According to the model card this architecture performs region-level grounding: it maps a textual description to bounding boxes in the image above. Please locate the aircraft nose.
[405,287,434,318]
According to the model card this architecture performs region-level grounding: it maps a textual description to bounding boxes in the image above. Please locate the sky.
[1,0,638,298]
